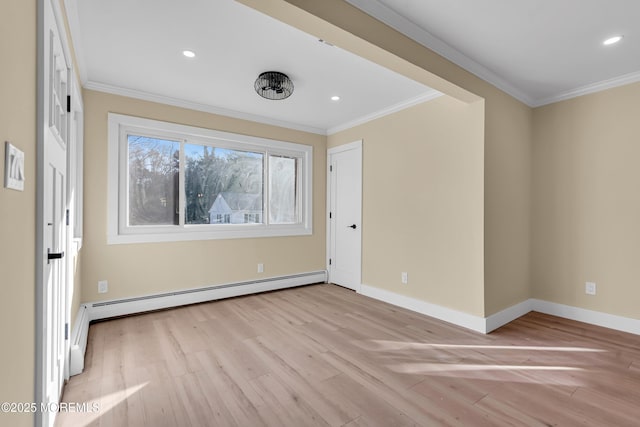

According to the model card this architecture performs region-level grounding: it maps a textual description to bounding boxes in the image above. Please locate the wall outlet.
[257,263,264,273]
[98,280,108,294]
[401,272,408,284]
[585,281,596,295]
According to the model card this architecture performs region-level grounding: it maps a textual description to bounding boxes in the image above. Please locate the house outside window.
[108,113,312,244]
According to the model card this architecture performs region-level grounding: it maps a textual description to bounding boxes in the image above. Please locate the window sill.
[107,224,312,245]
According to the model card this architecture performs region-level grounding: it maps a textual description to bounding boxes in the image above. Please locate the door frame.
[326,140,363,291]
[64,78,83,382]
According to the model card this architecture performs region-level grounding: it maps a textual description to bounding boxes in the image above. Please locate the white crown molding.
[327,90,443,135]
[63,0,88,85]
[87,81,445,137]
[344,0,535,106]
[84,81,328,135]
[67,0,640,123]
[345,0,640,108]
[327,90,442,135]
[532,70,640,107]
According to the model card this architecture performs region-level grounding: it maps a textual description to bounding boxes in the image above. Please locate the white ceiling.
[67,0,640,133]
[67,0,437,135]
[347,0,640,106]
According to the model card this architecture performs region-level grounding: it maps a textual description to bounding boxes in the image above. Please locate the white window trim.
[107,113,313,244]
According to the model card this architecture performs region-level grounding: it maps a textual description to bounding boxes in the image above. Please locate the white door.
[44,139,66,422]
[327,140,362,290]
[39,1,69,425]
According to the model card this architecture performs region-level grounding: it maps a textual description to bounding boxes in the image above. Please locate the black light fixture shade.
[254,71,294,100]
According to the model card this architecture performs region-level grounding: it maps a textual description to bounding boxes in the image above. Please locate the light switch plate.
[5,141,25,191]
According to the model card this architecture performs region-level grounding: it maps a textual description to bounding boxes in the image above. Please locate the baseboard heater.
[69,270,326,376]
[69,304,90,376]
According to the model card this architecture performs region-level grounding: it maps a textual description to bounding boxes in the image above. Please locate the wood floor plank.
[249,372,330,427]
[570,387,640,426]
[410,378,495,427]
[477,382,608,426]
[319,350,454,425]
[56,284,640,427]
[320,373,416,427]
[134,363,184,427]
[243,335,356,426]
[141,362,193,427]
[195,349,268,427]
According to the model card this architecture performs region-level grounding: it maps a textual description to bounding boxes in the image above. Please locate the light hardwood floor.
[57,284,640,426]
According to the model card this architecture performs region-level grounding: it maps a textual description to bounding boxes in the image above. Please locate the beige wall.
[483,92,532,315]
[81,90,326,302]
[261,0,532,316]
[532,81,640,320]
[0,0,36,425]
[1,2,635,426]
[70,249,82,325]
[329,97,486,316]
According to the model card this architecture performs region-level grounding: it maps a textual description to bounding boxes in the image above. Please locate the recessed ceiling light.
[603,36,623,46]
[331,95,341,101]
[182,50,196,58]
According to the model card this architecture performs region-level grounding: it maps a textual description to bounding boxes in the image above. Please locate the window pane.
[185,144,263,225]
[269,155,298,224]
[128,135,179,226]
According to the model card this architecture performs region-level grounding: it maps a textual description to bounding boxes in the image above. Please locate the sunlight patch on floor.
[387,362,586,385]
[390,363,584,373]
[366,340,606,353]
[58,381,148,427]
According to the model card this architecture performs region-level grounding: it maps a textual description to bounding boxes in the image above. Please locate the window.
[127,135,180,226]
[108,114,312,244]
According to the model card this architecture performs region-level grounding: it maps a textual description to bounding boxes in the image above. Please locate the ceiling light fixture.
[182,50,196,58]
[603,36,623,46]
[254,71,294,100]
[331,95,341,101]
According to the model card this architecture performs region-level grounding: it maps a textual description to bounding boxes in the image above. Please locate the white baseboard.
[69,276,640,377]
[531,299,640,336]
[484,299,534,333]
[359,284,487,333]
[358,284,640,336]
[69,271,326,375]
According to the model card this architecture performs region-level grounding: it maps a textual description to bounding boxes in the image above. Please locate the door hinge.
[329,258,332,265]
[66,209,70,226]
[330,165,333,172]
[67,95,71,113]
[329,212,332,219]
[64,323,69,340]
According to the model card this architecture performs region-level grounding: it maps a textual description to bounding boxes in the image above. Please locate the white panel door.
[44,143,66,424]
[40,1,69,425]
[328,141,362,290]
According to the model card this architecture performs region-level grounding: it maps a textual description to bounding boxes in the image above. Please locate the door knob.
[348,224,357,229]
